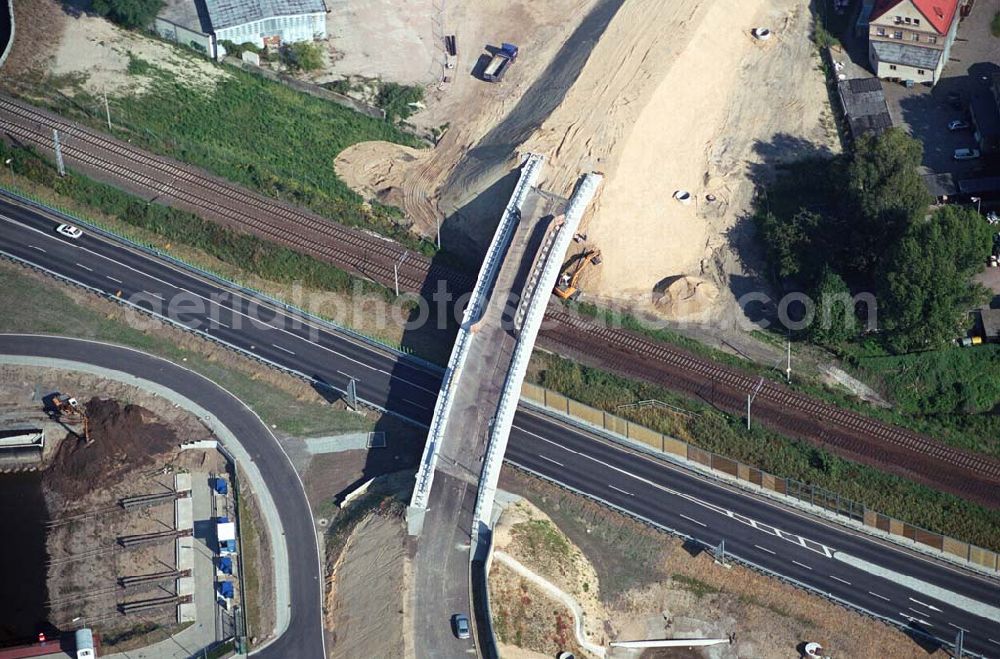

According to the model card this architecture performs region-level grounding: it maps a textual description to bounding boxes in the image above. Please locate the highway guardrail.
[520,383,1000,578]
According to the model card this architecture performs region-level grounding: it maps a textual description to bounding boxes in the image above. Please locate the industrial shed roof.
[837,77,893,138]
[205,0,326,31]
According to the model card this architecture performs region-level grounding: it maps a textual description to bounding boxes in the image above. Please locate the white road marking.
[909,597,941,612]
[337,370,354,379]
[868,591,891,602]
[839,552,1000,623]
[988,638,1000,646]
[829,575,852,586]
[0,216,446,392]
[211,320,230,329]
[401,398,423,407]
[899,612,933,627]
[29,245,45,252]
[608,484,634,496]
[272,344,295,356]
[947,622,968,633]
[679,514,706,528]
[908,607,932,617]
[792,560,813,571]
[76,263,92,272]
[142,290,164,300]
[538,455,563,467]
[511,423,837,557]
[106,275,123,284]
[753,544,776,555]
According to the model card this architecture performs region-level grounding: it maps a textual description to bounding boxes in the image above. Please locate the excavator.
[554,249,602,301]
[53,394,92,444]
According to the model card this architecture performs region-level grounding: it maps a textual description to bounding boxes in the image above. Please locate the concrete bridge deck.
[410,161,565,658]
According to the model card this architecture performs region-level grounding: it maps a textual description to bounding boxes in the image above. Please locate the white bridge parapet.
[471,172,603,534]
[407,154,545,532]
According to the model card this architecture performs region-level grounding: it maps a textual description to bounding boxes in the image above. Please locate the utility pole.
[345,377,358,411]
[971,196,981,214]
[393,251,409,297]
[747,377,765,431]
[786,338,791,383]
[436,215,441,250]
[103,91,113,131]
[52,129,66,177]
[714,539,728,567]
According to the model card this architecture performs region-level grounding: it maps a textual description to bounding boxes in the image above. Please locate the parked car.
[953,148,981,161]
[947,119,970,131]
[55,223,83,239]
[452,613,471,639]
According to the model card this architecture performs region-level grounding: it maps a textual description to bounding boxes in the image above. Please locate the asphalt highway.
[3,195,1000,657]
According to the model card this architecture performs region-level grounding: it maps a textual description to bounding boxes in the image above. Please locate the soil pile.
[44,398,179,507]
[655,275,719,319]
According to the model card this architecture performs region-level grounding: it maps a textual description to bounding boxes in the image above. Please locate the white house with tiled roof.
[867,0,960,85]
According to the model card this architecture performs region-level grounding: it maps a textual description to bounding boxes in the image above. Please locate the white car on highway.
[55,223,83,239]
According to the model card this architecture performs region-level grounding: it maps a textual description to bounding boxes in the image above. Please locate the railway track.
[4,96,999,507]
[0,95,471,293]
[541,308,1000,507]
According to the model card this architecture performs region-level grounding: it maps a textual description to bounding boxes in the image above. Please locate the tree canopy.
[91,0,164,29]
[754,129,991,352]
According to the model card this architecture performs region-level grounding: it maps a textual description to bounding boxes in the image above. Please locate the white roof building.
[207,0,327,49]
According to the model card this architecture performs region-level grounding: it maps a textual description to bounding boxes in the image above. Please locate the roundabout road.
[0,334,325,659]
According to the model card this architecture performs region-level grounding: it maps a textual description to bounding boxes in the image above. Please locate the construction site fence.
[217,445,251,654]
[519,382,1000,577]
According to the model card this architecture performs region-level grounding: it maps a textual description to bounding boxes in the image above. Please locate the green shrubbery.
[91,0,163,29]
[0,142,387,299]
[530,353,1000,551]
[43,57,433,254]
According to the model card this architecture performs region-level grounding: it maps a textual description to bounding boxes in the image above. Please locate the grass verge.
[23,49,434,254]
[0,260,377,436]
[570,301,1000,459]
[528,352,1000,551]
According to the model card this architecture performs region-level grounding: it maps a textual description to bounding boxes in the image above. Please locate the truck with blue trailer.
[483,43,518,82]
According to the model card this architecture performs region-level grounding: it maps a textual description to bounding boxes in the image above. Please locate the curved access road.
[0,334,324,659]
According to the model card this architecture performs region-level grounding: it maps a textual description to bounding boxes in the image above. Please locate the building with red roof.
[867,0,963,85]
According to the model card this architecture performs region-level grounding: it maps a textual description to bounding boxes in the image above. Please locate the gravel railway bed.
[3,96,999,509]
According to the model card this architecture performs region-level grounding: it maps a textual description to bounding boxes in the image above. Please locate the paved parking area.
[880,2,999,177]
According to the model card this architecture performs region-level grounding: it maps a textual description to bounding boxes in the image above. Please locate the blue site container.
[214,478,228,495]
[219,581,234,599]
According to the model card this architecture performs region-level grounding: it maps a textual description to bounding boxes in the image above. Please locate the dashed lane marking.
[679,514,706,528]
[29,245,45,252]
[76,263,92,272]
[909,597,941,612]
[754,544,776,555]
[868,591,891,602]
[608,484,634,496]
[538,455,563,467]
[830,575,852,586]
[106,275,123,284]
[792,560,813,571]
[272,344,296,356]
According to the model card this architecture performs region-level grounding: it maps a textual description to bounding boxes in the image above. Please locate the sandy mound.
[656,275,719,319]
[334,141,426,202]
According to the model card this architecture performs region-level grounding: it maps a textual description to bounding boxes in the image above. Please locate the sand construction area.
[334,0,839,323]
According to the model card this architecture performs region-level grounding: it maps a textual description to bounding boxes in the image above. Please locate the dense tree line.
[755,129,992,352]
